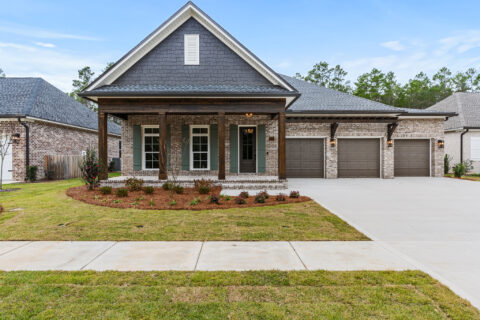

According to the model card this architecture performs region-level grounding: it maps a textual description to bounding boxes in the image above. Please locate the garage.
[338,138,380,178]
[286,138,324,178]
[394,139,430,176]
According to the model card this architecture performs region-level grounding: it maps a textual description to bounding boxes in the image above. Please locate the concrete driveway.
[290,177,480,309]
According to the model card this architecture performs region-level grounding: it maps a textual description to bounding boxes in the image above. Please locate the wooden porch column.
[278,112,286,180]
[158,112,168,180]
[98,111,108,180]
[218,112,226,180]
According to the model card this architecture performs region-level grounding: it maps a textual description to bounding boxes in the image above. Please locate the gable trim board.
[83,2,296,97]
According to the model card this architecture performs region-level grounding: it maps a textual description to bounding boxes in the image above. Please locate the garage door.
[394,139,430,177]
[338,138,380,178]
[286,138,324,178]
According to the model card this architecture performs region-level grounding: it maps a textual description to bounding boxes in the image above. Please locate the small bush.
[194,178,214,190]
[444,154,452,174]
[463,159,474,173]
[290,191,300,198]
[143,186,154,194]
[27,165,38,182]
[239,191,249,199]
[235,196,246,205]
[169,200,177,206]
[259,190,269,199]
[453,163,466,178]
[125,178,144,191]
[99,186,112,195]
[190,198,201,206]
[174,185,184,194]
[162,182,173,190]
[149,198,154,207]
[116,188,129,197]
[210,193,220,204]
[221,194,231,201]
[198,185,211,194]
[80,148,100,190]
[254,193,266,204]
[108,160,115,172]
[276,193,287,201]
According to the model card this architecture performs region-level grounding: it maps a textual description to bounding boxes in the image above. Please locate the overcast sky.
[1,0,480,91]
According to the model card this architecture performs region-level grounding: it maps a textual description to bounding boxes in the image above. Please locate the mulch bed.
[66,186,310,210]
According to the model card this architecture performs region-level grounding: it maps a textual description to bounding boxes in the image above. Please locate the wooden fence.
[44,155,83,180]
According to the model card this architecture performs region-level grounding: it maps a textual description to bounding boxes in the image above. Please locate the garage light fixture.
[11,133,20,143]
[437,139,444,148]
[245,113,253,118]
[329,138,336,147]
[387,139,394,147]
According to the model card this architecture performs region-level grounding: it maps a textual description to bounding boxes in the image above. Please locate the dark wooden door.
[338,138,380,178]
[394,139,430,176]
[240,127,256,173]
[286,138,324,178]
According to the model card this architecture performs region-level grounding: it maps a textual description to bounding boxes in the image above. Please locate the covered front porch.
[97,98,288,184]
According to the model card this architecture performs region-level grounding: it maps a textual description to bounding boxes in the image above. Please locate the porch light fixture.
[387,139,394,147]
[245,112,253,118]
[11,133,20,143]
[437,139,445,148]
[246,128,254,134]
[329,138,336,147]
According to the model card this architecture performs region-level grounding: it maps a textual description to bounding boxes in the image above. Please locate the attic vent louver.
[184,34,199,65]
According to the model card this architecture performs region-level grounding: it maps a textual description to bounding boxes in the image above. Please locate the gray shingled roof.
[0,78,121,135]
[83,83,294,97]
[427,92,480,130]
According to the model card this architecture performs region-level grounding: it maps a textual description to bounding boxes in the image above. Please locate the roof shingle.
[427,92,480,130]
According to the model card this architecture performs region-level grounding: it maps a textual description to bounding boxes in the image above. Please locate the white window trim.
[141,125,160,171]
[184,34,199,65]
[190,125,210,170]
[238,125,258,174]
[471,137,480,161]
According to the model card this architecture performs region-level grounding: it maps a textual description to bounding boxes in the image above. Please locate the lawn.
[0,270,478,319]
[445,173,480,181]
[0,178,367,241]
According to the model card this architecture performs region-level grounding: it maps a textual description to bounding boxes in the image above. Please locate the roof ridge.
[23,78,43,116]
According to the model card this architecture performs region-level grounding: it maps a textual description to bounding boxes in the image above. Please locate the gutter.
[17,117,29,181]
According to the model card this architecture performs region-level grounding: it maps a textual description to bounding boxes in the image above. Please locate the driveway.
[290,177,480,309]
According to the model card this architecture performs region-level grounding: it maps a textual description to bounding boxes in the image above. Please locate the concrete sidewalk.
[0,241,412,271]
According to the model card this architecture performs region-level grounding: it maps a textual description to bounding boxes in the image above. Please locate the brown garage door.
[338,138,380,178]
[394,139,430,176]
[286,138,324,178]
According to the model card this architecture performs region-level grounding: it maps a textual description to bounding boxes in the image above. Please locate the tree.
[0,133,13,189]
[401,72,434,109]
[299,61,351,92]
[432,67,453,102]
[103,62,115,73]
[452,68,478,92]
[353,68,400,105]
[70,66,96,111]
[0,68,5,77]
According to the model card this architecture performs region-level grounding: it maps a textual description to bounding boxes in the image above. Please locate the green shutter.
[210,124,218,170]
[257,125,266,173]
[167,124,171,170]
[133,125,142,171]
[229,124,238,173]
[181,125,190,171]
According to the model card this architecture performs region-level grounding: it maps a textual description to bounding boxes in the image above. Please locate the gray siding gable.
[113,18,273,86]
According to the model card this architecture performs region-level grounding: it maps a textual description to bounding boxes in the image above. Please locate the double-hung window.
[190,126,209,170]
[143,127,159,169]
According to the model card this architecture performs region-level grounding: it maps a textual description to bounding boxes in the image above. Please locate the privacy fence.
[44,155,83,180]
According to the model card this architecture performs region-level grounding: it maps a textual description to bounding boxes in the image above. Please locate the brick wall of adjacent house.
[286,118,445,178]
[0,120,120,181]
[122,114,278,177]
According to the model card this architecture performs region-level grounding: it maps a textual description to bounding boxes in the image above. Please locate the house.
[80,2,452,185]
[428,92,480,172]
[0,78,121,182]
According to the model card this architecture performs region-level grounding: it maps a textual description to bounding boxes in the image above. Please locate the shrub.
[27,166,38,182]
[210,193,220,204]
[276,193,287,201]
[259,190,269,199]
[453,163,466,178]
[463,159,474,174]
[444,154,452,174]
[221,194,231,201]
[125,178,144,191]
[254,193,266,204]
[290,191,300,198]
[235,196,246,205]
[80,148,100,190]
[149,198,154,207]
[169,200,177,206]
[239,191,249,199]
[174,185,184,194]
[190,197,200,206]
[116,188,129,197]
[143,186,154,194]
[108,160,115,172]
[99,186,112,195]
[162,181,173,190]
[198,185,211,194]
[194,178,214,190]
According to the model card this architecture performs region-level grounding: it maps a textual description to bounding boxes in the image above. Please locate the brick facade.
[0,119,120,181]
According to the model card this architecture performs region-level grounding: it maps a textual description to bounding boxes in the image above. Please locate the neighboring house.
[428,92,480,172]
[80,2,452,182]
[0,78,121,182]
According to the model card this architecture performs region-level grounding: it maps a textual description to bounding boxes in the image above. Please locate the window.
[184,34,199,65]
[143,127,159,169]
[471,137,480,160]
[191,126,209,170]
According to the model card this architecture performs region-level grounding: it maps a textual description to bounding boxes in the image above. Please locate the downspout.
[460,128,469,163]
[18,117,29,181]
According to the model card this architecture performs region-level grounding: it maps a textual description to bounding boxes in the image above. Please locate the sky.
[1,0,480,92]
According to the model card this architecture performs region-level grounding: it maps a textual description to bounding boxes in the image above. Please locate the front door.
[240,127,256,173]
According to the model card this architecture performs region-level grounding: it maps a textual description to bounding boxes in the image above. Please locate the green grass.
[0,270,478,319]
[0,178,367,241]
[445,173,480,181]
